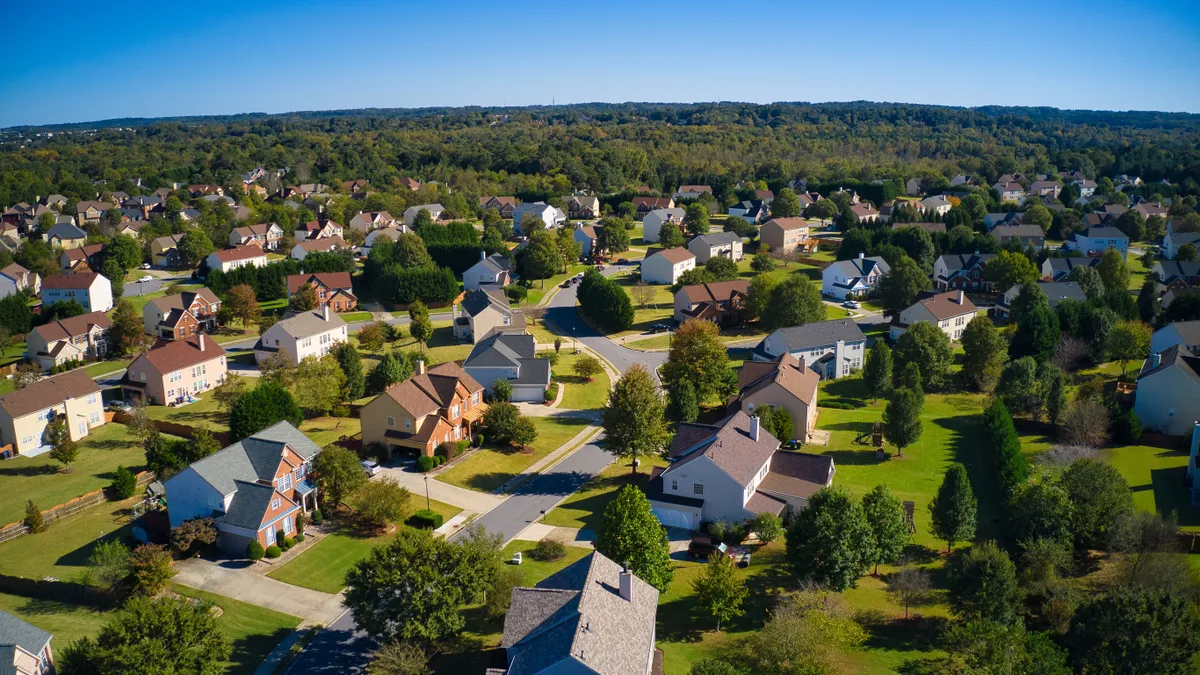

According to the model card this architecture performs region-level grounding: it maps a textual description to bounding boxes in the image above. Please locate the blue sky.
[3,0,1199,127]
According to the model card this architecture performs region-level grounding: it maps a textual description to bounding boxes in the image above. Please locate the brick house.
[286,272,357,312]
[361,361,487,458]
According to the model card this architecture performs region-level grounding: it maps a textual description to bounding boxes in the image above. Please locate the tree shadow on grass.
[229,624,296,675]
[54,519,137,570]
[87,437,134,451]
[0,464,58,477]
[462,472,516,493]
[1151,465,1200,527]
[931,414,998,541]
[820,378,871,403]
[822,449,889,467]
[555,474,647,531]
[857,611,949,655]
[15,595,99,617]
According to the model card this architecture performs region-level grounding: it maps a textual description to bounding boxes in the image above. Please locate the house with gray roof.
[512,202,567,235]
[687,231,744,264]
[464,251,515,291]
[991,224,1046,249]
[1066,226,1129,260]
[453,287,525,343]
[500,551,658,675]
[0,608,54,675]
[752,319,866,379]
[42,221,87,249]
[997,282,1087,319]
[1134,344,1200,437]
[1040,256,1098,282]
[464,333,550,402]
[255,306,347,366]
[402,203,446,227]
[164,421,322,554]
[821,253,890,300]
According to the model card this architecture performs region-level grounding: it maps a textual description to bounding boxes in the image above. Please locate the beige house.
[0,370,104,457]
[294,219,344,242]
[641,247,696,285]
[453,287,525,343]
[152,233,186,267]
[759,217,810,255]
[121,335,227,405]
[291,235,348,261]
[736,354,819,441]
[255,306,348,366]
[142,288,222,340]
[229,222,284,249]
[361,361,486,458]
[0,608,55,675]
[205,246,268,273]
[890,290,978,342]
[26,311,112,370]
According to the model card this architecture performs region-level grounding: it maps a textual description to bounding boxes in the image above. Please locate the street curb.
[498,424,604,496]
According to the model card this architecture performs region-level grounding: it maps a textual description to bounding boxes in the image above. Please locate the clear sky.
[3,0,1199,128]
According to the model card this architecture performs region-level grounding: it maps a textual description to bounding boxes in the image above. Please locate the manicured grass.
[146,395,224,433]
[340,311,373,323]
[298,416,362,448]
[0,499,139,581]
[526,322,561,346]
[625,335,671,351]
[0,424,150,527]
[83,358,133,378]
[386,322,473,366]
[0,378,13,396]
[551,351,611,410]
[121,283,203,314]
[542,458,665,531]
[0,590,108,647]
[436,416,594,492]
[0,341,27,368]
[1100,444,1200,529]
[172,585,302,675]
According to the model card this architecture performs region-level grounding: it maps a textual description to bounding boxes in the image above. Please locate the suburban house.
[255,307,348,366]
[0,370,104,457]
[1133,200,1169,220]
[993,181,1027,202]
[121,335,227,405]
[996,282,1087,319]
[1164,287,1200,309]
[342,178,370,194]
[991,224,1046,249]
[758,217,810,254]
[1029,180,1062,198]
[229,222,284,249]
[464,252,515,291]
[187,184,224,197]
[950,174,976,187]
[1163,231,1200,261]
[500,551,658,675]
[453,287,525,343]
[633,197,675,221]
[291,235,349,261]
[849,203,879,223]
[920,195,952,216]
[40,273,113,313]
[479,196,518,219]
[294,219,343,242]
[687,231,744,264]
[363,227,406,249]
[647,411,835,529]
[1066,227,1129,259]
[402,204,446,227]
[736,353,820,440]
[361,361,486,458]
[398,177,422,192]
[1153,260,1200,291]
[905,177,923,195]
[26,311,112,371]
[984,212,1022,230]
[512,202,567,234]
[164,422,321,553]
[728,200,768,224]
[674,185,712,201]
[673,280,748,325]
[0,263,39,298]
[74,201,114,226]
[641,247,696,285]
[821,253,890,300]
[43,221,87,249]
[463,332,551,402]
[934,252,996,291]
[641,207,685,242]
[347,211,397,232]
[1150,321,1200,357]
[1041,256,1098,281]
[751,319,866,379]
[142,288,222,340]
[563,195,601,220]
[890,290,978,342]
[205,246,268,274]
[1074,179,1097,197]
[152,233,186,267]
[574,225,602,258]
[1134,345,1200,437]
[0,608,55,675]
[286,272,357,312]
[60,243,105,273]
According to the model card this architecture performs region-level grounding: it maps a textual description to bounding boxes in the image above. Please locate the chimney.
[416,358,426,376]
[957,290,965,305]
[857,251,864,260]
[480,250,486,261]
[750,415,760,442]
[198,333,205,352]
[1152,352,1162,369]
[323,305,331,322]
[619,564,633,601]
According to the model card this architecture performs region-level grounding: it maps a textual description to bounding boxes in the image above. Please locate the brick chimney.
[619,564,633,601]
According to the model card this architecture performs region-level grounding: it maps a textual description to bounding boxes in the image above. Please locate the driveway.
[173,558,344,625]
[284,609,373,674]
[376,464,503,514]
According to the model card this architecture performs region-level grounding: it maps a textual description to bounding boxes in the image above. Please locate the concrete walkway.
[174,558,344,626]
[378,465,503,513]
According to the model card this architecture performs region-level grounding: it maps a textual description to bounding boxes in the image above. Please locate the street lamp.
[423,475,430,511]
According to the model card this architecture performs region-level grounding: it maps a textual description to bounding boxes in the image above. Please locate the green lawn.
[340,311,373,323]
[542,458,665,531]
[84,358,133,378]
[298,416,362,448]
[0,499,139,581]
[146,395,224,433]
[172,585,302,675]
[0,590,108,647]
[0,423,151,526]
[436,416,594,492]
[122,283,203,314]
[625,335,671,351]
[551,351,611,410]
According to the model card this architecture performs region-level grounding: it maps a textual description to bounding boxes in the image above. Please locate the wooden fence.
[0,471,155,545]
[112,411,229,446]
[0,573,119,609]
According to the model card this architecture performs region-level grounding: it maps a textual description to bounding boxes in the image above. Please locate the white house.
[751,319,867,379]
[1066,226,1129,259]
[920,195,952,216]
[1163,231,1200,261]
[402,203,445,227]
[205,246,268,273]
[641,207,685,244]
[463,332,550,402]
[0,263,39,299]
[687,231,743,264]
[727,200,768,224]
[821,253,890,300]
[641,247,696,285]
[255,306,348,367]
[511,202,566,234]
[890,290,978,342]
[1150,321,1200,357]
[1134,345,1200,436]
[463,252,514,291]
[40,272,113,313]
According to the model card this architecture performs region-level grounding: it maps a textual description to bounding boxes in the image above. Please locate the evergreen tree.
[595,486,674,592]
[960,316,1007,392]
[982,400,1028,497]
[948,541,1023,625]
[1137,280,1159,324]
[336,343,366,401]
[863,340,893,401]
[930,463,977,551]
[24,499,46,533]
[667,379,699,423]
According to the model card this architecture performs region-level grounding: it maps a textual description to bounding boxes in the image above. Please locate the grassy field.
[0,498,140,580]
[0,424,152,526]
[542,458,665,531]
[0,590,108,647]
[84,358,133,378]
[172,585,302,675]
[551,351,611,410]
[436,416,594,492]
[625,335,671,351]
[340,311,373,323]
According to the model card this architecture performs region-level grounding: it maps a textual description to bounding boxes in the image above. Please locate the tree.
[357,321,388,354]
[982,400,1029,497]
[770,188,802,218]
[85,540,130,590]
[313,445,368,506]
[1069,264,1105,299]
[751,512,783,544]
[127,543,175,596]
[595,485,674,592]
[786,485,874,591]
[757,406,794,442]
[863,340,893,401]
[354,477,412,529]
[960,316,1007,392]
[887,566,931,619]
[408,300,434,349]
[1024,204,1053,233]
[805,198,839,222]
[47,418,79,470]
[762,275,826,330]
[24,499,45,533]
[741,272,778,322]
[984,250,1040,289]
[1060,459,1133,551]
[1137,280,1159,324]
[177,229,215,267]
[1012,303,1060,362]
[667,379,699,423]
[170,518,218,556]
[0,294,33,334]
[745,590,867,675]
[101,258,125,300]
[1066,587,1200,675]
[930,463,976,551]
[294,355,346,416]
[212,372,248,419]
[108,465,138,499]
[749,252,775,272]
[1061,398,1110,448]
[60,595,230,675]
[110,298,151,356]
[883,387,923,457]
[490,378,512,402]
[683,203,709,236]
[877,256,931,318]
[658,220,685,248]
[862,484,908,575]
[1008,474,1073,547]
[291,283,319,311]
[108,233,142,270]
[628,282,657,309]
[663,319,730,402]
[704,255,738,281]
[229,380,302,440]
[572,354,601,381]
[948,541,1022,624]
[393,233,434,268]
[576,269,633,331]
[893,320,952,390]
[523,230,562,287]
[691,553,747,631]
[225,283,260,330]
[602,365,668,474]
[367,640,430,675]
[1096,246,1130,292]
[1108,320,1151,377]
[336,343,366,400]
[1176,242,1199,262]
[1114,209,1146,241]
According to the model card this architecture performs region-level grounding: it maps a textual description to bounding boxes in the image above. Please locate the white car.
[138,275,153,283]
[361,459,381,476]
[842,300,860,309]
[140,263,151,270]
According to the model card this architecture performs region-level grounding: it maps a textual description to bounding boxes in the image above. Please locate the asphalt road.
[284,610,374,675]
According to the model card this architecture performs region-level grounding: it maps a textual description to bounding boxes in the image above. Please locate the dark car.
[650,323,670,334]
[617,258,629,264]
[688,535,728,560]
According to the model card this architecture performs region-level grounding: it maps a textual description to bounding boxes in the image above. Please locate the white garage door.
[652,504,696,531]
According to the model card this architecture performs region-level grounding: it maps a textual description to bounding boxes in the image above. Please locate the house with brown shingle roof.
[142,288,222,340]
[0,370,104,457]
[735,353,819,439]
[40,273,113,313]
[632,196,675,221]
[286,272,357,312]
[849,202,880,223]
[26,311,112,371]
[205,246,268,274]
[759,217,811,254]
[0,263,39,299]
[59,243,105,273]
[641,247,696,284]
[1134,344,1200,436]
[294,219,343,242]
[673,279,748,325]
[120,335,227,405]
[673,185,712,201]
[890,290,978,342]
[290,235,348,261]
[229,222,284,250]
[346,211,397,233]
[360,360,486,458]
[479,196,518,219]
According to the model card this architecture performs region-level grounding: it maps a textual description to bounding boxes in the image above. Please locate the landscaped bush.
[295,533,305,543]
[457,440,470,454]
[283,537,296,549]
[296,512,305,536]
[408,509,444,530]
[417,455,436,472]
[276,530,286,549]
[109,465,138,499]
[247,541,265,560]
[708,520,728,541]
[544,383,558,402]
[311,509,324,525]
[475,434,485,447]
[265,545,282,559]
[434,456,445,466]
[1111,408,1143,443]
[722,523,747,545]
[820,401,858,410]
[437,442,458,460]
[530,538,567,562]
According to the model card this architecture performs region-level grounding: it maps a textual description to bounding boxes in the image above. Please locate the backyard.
[435,415,595,492]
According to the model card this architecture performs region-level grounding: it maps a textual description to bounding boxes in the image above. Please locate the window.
[386,416,395,428]
[294,466,304,482]
[693,483,704,495]
[271,497,280,509]
[21,435,33,446]
[405,419,412,429]
[86,393,98,405]
[279,474,291,492]
[89,411,100,424]
[454,426,461,440]
[451,405,460,418]
[283,517,292,534]
[671,479,678,491]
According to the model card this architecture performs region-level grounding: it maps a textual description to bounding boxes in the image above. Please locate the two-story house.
[229,222,284,250]
[674,185,712,201]
[1152,260,1200,291]
[205,246,268,274]
[463,332,551,402]
[361,361,486,458]
[574,225,603,258]
[641,247,696,285]
[821,253,890,300]
[60,244,106,273]
[463,252,515,291]
[849,203,880,223]
[26,311,112,371]
[1066,226,1129,259]
[633,197,676,222]
[1163,231,1200,261]
[641,207,685,242]
[120,334,227,405]
[291,235,348,261]
[286,272,357,312]
[255,306,347,367]
[758,217,810,255]
[43,221,88,250]
[0,263,39,299]
[187,184,224,197]
[992,181,1027,203]
[1134,345,1200,437]
[294,219,343,242]
[563,195,601,220]
[1150,321,1200,357]
[347,211,397,233]
[142,288,222,340]
[934,252,997,291]
[478,196,518,219]
[402,204,446,227]
[890,290,978,342]
[74,201,114,226]
[647,411,835,530]
[1133,200,1168,221]
[996,282,1087,320]
[1029,180,1062,198]
[920,195,952,216]
[164,421,321,554]
[728,200,769,224]
[40,273,113,313]
[453,287,525,343]
[991,224,1046,249]
[151,233,186,267]
[736,353,820,440]
[673,280,748,325]
[751,319,866,380]
[0,370,104,457]
[687,231,744,264]
[512,202,566,234]
[0,609,55,675]
[1041,256,1098,282]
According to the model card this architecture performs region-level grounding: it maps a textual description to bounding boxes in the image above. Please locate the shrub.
[295,512,305,536]
[247,541,265,560]
[457,440,470,454]
[491,378,513,402]
[531,538,568,562]
[311,509,323,525]
[723,523,747,545]
[1112,409,1143,444]
[435,455,445,466]
[295,533,305,543]
[544,386,555,403]
[109,465,138,499]
[437,442,458,460]
[408,509,444,530]
[276,530,286,548]
[417,455,436,472]
[475,434,485,447]
[709,520,728,542]
[821,401,857,410]
[283,537,296,549]
[24,500,45,533]
[265,545,282,559]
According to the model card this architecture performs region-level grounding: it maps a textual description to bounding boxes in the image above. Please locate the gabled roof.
[936,253,996,274]
[738,353,818,405]
[991,224,1045,238]
[756,319,865,355]
[690,231,741,247]
[827,255,889,279]
[1077,226,1127,240]
[0,370,100,419]
[233,222,282,238]
[665,411,778,486]
[295,235,348,252]
[381,362,483,419]
[287,272,352,295]
[129,336,225,377]
[1139,343,1200,388]
[461,287,512,317]
[633,197,674,209]
[471,253,514,275]
[146,288,221,316]
[1155,260,1200,280]
[268,308,347,339]
[0,608,53,667]
[907,290,977,320]
[762,217,809,232]
[849,203,878,218]
[221,480,293,530]
[1160,321,1200,346]
[30,311,111,345]
[178,422,320,497]
[42,272,102,290]
[676,279,748,305]
[645,247,695,265]
[759,451,834,501]
[209,245,266,263]
[45,222,87,240]
[465,333,551,386]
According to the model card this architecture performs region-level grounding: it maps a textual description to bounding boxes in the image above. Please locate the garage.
[650,501,702,531]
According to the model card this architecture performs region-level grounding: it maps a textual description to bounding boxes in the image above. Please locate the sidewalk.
[173,558,344,626]
[379,465,503,513]
[491,423,602,495]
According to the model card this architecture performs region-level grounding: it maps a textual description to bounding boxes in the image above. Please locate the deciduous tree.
[595,485,674,592]
[960,316,1006,392]
[877,256,931,318]
[602,364,668,474]
[862,484,908,575]
[893,320,952,390]
[863,340,893,401]
[948,541,1022,624]
[313,444,367,506]
[762,275,825,330]
[786,485,874,591]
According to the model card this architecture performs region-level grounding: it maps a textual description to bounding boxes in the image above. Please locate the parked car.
[107,400,132,413]
[842,300,860,309]
[617,258,629,264]
[509,551,523,565]
[138,275,153,283]
[361,459,381,476]
[688,535,728,560]
[140,263,151,270]
[650,323,670,334]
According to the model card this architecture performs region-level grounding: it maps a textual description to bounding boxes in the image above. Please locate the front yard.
[435,416,594,492]
[551,351,611,410]
[171,585,302,675]
[541,458,666,531]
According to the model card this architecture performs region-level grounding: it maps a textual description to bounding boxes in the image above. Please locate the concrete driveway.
[173,558,344,625]
[376,463,503,514]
